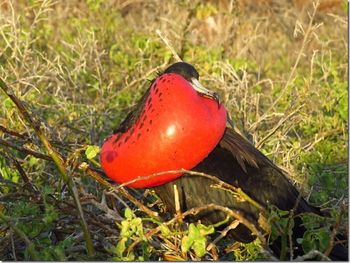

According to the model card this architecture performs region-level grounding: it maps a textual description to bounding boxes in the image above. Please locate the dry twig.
[156,29,182,62]
[294,249,330,261]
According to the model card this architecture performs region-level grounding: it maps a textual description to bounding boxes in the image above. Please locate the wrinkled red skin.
[100,73,227,188]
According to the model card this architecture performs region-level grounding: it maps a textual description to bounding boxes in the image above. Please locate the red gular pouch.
[100,73,227,188]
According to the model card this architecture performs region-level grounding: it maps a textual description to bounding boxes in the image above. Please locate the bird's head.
[163,62,220,105]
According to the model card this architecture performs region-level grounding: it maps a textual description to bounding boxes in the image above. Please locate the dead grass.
[0,0,347,260]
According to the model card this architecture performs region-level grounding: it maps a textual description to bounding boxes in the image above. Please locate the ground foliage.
[0,0,348,260]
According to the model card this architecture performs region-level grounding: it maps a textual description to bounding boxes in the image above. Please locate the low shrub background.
[0,0,347,260]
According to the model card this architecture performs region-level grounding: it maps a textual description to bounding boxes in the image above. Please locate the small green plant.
[112,208,149,261]
[85,145,101,167]
[181,223,214,257]
[232,239,263,261]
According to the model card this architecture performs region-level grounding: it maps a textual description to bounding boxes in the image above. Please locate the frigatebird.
[100,62,347,260]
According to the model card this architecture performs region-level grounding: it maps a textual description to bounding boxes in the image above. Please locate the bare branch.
[294,249,330,261]
[156,29,182,62]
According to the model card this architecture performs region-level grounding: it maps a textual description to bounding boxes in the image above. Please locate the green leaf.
[159,224,171,237]
[188,223,200,238]
[296,238,303,244]
[28,156,40,167]
[124,208,134,219]
[116,237,127,257]
[302,229,331,253]
[198,224,214,236]
[85,145,100,160]
[120,220,131,238]
[317,230,331,252]
[181,235,193,253]
[181,223,212,257]
[193,237,207,257]
[131,218,143,237]
[43,204,58,225]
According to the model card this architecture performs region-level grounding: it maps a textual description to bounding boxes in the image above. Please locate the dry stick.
[10,230,17,261]
[250,1,320,132]
[0,125,28,139]
[40,186,121,237]
[0,137,52,161]
[173,184,182,223]
[54,193,122,233]
[156,29,182,62]
[78,162,160,220]
[7,153,40,195]
[82,198,122,221]
[42,192,123,240]
[0,125,85,152]
[206,220,240,251]
[294,249,330,261]
[78,185,123,221]
[0,192,36,202]
[106,192,131,211]
[0,78,95,257]
[256,105,303,149]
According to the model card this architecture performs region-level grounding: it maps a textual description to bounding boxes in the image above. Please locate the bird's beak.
[191,78,221,106]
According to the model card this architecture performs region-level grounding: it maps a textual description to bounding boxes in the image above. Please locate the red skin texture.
[100,73,227,188]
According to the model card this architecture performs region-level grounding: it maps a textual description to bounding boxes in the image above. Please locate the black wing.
[214,128,320,214]
[113,86,152,134]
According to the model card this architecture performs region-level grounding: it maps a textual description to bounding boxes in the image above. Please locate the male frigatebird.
[100,62,347,260]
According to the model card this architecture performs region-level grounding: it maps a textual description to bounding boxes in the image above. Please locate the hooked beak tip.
[191,78,222,107]
[213,92,221,107]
